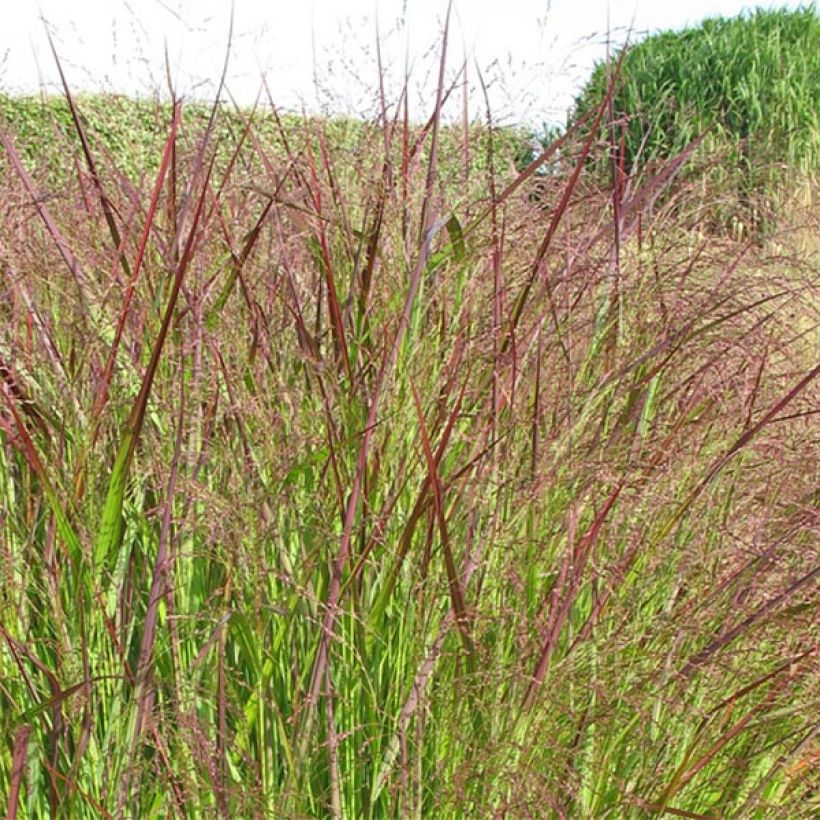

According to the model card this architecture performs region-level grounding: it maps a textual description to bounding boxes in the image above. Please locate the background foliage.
[570,6,820,233]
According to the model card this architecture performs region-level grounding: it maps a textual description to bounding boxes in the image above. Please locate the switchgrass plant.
[1,12,818,818]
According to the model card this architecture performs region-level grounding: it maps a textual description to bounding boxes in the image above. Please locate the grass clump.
[1,11,818,818]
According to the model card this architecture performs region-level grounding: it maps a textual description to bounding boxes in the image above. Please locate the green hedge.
[0,92,533,188]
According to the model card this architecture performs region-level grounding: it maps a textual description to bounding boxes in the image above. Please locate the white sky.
[0,1,810,126]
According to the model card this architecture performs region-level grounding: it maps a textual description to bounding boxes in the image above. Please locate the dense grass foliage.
[571,6,820,233]
[1,23,819,818]
[0,92,532,187]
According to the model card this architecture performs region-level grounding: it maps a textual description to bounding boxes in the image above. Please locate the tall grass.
[1,14,818,818]
[571,6,820,236]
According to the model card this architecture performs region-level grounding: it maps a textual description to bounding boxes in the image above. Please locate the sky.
[0,1,811,126]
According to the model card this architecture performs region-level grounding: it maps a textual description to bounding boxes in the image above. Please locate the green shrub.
[570,6,820,233]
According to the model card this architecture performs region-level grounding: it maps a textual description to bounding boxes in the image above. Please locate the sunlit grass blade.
[6,725,31,820]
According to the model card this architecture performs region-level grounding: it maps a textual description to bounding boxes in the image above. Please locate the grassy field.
[1,18,818,819]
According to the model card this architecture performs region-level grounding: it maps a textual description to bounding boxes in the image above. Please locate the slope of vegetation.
[1,11,818,818]
[570,6,820,235]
